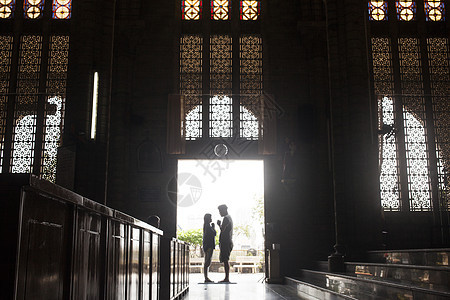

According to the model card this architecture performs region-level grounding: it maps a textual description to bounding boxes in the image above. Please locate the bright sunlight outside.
[176,159,264,273]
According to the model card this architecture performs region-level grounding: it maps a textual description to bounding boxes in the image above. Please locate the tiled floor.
[183,273,301,300]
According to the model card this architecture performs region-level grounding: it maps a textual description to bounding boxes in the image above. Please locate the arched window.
[184,101,259,140]
[180,32,262,141]
[1,35,69,181]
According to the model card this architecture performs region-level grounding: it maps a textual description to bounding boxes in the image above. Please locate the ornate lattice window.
[180,35,203,140]
[52,0,71,19]
[372,37,400,210]
[212,0,229,20]
[379,97,401,210]
[240,35,262,140]
[369,1,388,21]
[0,0,14,19]
[182,0,202,20]
[209,95,232,137]
[371,37,395,96]
[41,36,69,182]
[180,3,262,141]
[210,35,232,137]
[396,1,416,21]
[240,1,260,20]
[403,104,431,210]
[11,36,42,173]
[0,36,13,172]
[428,37,450,210]
[425,0,445,21]
[24,0,44,19]
[398,38,431,211]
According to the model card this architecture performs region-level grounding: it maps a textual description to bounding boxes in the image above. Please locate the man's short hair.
[218,204,228,210]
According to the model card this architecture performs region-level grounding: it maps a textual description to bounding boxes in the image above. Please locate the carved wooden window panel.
[210,35,232,138]
[11,35,42,173]
[180,35,203,140]
[428,37,450,210]
[180,32,262,141]
[41,36,69,182]
[371,36,450,211]
[0,36,13,172]
[372,38,401,211]
[398,37,432,211]
[240,35,262,140]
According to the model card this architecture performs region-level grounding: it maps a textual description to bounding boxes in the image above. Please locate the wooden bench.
[234,256,260,273]
[189,257,204,273]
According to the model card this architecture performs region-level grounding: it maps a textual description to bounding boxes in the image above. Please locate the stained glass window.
[368,1,388,21]
[428,37,450,210]
[41,36,69,182]
[24,0,44,19]
[425,0,445,21]
[210,35,232,138]
[379,97,401,211]
[240,1,260,20]
[212,0,229,20]
[0,36,13,172]
[0,0,14,19]
[396,1,416,21]
[11,35,42,173]
[52,0,71,19]
[180,35,203,140]
[182,0,202,20]
[240,35,262,140]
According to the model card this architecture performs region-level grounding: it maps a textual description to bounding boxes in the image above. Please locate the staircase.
[285,249,450,299]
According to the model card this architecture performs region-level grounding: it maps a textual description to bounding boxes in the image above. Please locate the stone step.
[294,269,450,300]
[285,277,357,300]
[368,249,449,267]
[345,262,450,293]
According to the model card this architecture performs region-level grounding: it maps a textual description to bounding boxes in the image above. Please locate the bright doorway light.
[177,159,264,251]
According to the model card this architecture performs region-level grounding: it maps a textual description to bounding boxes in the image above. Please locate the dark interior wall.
[262,0,336,275]
[63,0,117,203]
[106,0,178,236]
[323,0,383,260]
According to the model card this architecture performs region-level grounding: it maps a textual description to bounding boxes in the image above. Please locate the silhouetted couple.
[203,204,233,283]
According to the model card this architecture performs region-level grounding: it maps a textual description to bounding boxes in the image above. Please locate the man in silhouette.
[203,213,216,282]
[217,204,233,282]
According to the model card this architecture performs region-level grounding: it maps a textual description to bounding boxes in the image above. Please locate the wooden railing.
[0,174,165,300]
[170,239,190,299]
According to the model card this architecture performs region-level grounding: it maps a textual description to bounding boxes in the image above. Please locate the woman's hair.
[204,213,212,223]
